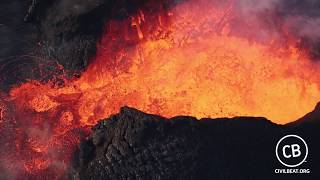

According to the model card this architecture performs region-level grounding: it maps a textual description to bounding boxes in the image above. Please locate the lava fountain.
[1,0,320,179]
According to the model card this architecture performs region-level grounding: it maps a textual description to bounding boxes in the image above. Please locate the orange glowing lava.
[1,0,320,178]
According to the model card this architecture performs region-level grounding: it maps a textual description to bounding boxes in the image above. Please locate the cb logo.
[275,135,308,167]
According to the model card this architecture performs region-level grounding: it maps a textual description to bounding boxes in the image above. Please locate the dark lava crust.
[72,105,320,180]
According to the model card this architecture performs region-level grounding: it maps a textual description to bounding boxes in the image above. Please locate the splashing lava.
[1,0,320,179]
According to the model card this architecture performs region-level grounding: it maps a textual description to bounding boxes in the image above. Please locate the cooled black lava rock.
[0,0,175,90]
[72,105,320,180]
[24,0,175,72]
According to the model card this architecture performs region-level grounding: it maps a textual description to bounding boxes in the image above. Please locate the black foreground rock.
[71,104,320,180]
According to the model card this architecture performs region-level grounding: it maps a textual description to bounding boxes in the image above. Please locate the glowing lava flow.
[10,0,320,124]
[1,0,320,178]
[10,34,320,124]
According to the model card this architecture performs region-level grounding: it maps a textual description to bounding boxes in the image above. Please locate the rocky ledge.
[71,104,320,180]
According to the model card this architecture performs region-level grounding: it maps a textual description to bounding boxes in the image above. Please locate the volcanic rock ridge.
[71,104,320,180]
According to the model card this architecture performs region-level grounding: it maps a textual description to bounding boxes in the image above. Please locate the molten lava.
[1,0,320,178]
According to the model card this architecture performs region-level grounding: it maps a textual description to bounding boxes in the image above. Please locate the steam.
[237,0,279,12]
[200,0,320,60]
[236,0,320,58]
[284,16,320,39]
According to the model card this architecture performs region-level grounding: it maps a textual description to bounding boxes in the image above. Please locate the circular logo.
[275,135,308,167]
